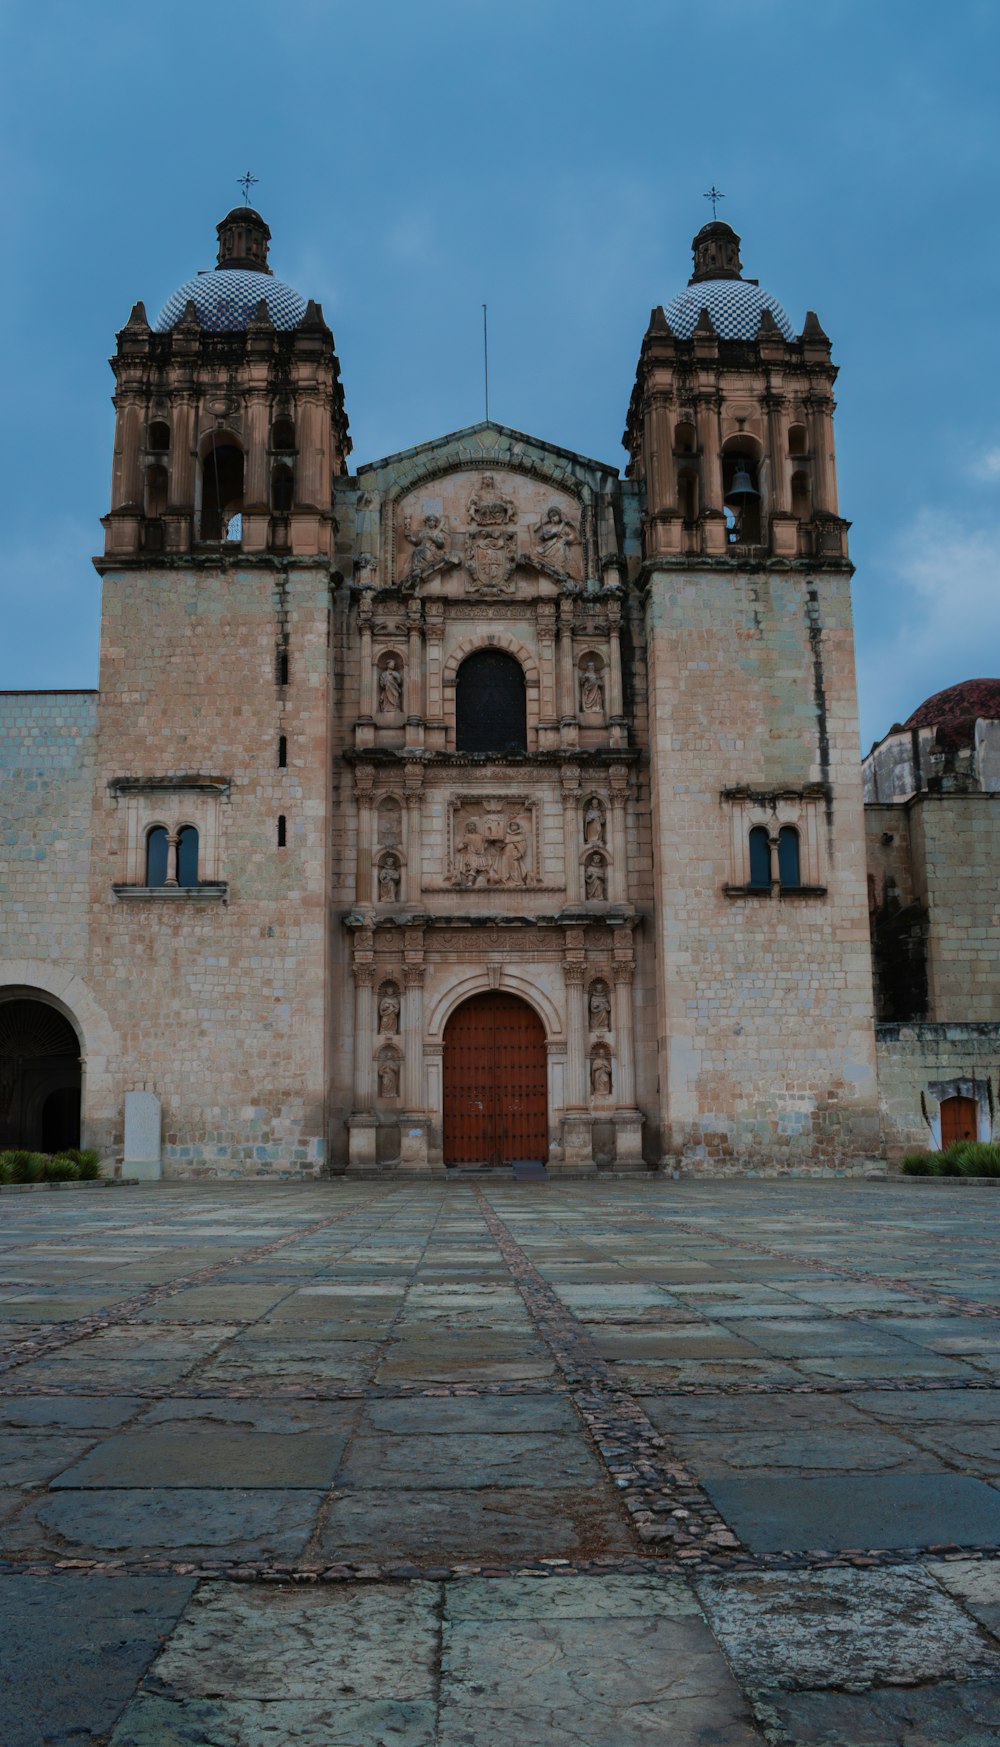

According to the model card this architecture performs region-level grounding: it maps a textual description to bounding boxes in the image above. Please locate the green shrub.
[43,1156,80,1182]
[902,1153,935,1175]
[75,1149,102,1180]
[943,1140,1000,1178]
[4,1151,44,1184]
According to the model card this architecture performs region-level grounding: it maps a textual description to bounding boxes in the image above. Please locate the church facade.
[1,207,996,1176]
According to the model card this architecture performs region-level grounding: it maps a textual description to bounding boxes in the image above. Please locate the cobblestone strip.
[599,1200,1000,1323]
[0,1189,396,1374]
[473,1186,741,1560]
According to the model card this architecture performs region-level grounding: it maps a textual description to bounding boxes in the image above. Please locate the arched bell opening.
[722,437,763,545]
[442,992,547,1168]
[199,437,244,542]
[0,996,82,1153]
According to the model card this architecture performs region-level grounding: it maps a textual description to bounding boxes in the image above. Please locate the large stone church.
[1,206,997,1177]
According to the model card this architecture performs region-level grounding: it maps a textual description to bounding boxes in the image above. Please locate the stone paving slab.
[0,1486,324,1561]
[700,1473,1000,1552]
[338,1429,603,1489]
[930,1559,1000,1634]
[53,1428,349,1488]
[317,1483,633,1561]
[696,1567,1000,1688]
[752,1682,1000,1746]
[0,1571,196,1747]
[110,1694,438,1746]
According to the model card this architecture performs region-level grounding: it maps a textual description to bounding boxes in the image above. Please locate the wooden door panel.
[443,994,547,1166]
[940,1095,977,1147]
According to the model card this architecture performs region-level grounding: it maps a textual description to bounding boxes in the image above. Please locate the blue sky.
[1,0,998,750]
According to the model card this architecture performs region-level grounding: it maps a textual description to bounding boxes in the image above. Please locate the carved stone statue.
[378,856,401,904]
[584,855,606,901]
[591,1056,612,1097]
[401,513,458,590]
[580,660,605,715]
[584,800,606,845]
[378,657,403,713]
[499,820,528,886]
[588,983,611,1032]
[378,1056,400,1098]
[378,988,400,1034]
[533,504,579,574]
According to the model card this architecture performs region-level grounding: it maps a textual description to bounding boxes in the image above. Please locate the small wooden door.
[940,1095,977,1147]
[443,993,548,1166]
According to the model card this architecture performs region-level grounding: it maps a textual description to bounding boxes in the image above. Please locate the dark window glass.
[271,464,293,512]
[148,421,170,452]
[778,826,801,888]
[455,650,527,754]
[748,826,771,888]
[278,649,289,686]
[278,815,287,847]
[146,827,169,887]
[278,735,287,768]
[272,417,295,451]
[176,826,199,887]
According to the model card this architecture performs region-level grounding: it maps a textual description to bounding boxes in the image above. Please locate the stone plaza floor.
[2,1178,1000,1744]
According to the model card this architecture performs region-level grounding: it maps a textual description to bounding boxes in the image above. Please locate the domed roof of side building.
[662,218,796,341]
[904,678,1000,732]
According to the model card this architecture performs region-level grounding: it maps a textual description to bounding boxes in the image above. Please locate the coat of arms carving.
[465,473,518,595]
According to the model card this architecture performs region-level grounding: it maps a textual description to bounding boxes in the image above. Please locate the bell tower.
[102,206,350,563]
[623,221,880,1170]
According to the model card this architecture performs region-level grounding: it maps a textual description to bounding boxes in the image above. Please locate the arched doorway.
[0,998,81,1152]
[443,992,547,1167]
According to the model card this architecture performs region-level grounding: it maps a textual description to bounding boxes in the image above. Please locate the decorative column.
[558,948,595,1174]
[399,949,440,1173]
[808,393,836,514]
[536,600,559,746]
[643,390,676,516]
[354,764,375,904]
[405,598,424,749]
[561,763,581,903]
[696,391,727,555]
[558,595,578,747]
[424,600,445,748]
[404,762,424,906]
[347,958,377,1170]
[607,598,626,749]
[607,764,629,904]
[357,597,375,746]
[612,950,644,1165]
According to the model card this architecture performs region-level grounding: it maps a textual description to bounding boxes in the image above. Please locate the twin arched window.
[749,825,800,890]
[146,826,200,888]
[455,650,527,754]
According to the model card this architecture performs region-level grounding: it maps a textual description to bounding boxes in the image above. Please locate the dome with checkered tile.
[153,207,307,333]
[663,219,795,341]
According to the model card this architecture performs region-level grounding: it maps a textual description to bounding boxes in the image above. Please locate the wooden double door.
[443,993,548,1167]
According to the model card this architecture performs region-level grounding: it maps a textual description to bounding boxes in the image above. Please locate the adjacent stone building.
[1,206,995,1174]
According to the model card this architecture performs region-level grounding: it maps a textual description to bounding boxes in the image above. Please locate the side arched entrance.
[0,997,81,1152]
[443,993,547,1167]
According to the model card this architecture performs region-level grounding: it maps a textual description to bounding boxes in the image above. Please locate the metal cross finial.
[238,171,259,206]
[704,186,725,219]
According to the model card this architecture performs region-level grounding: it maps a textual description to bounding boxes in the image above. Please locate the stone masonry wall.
[877,1023,1000,1157]
[0,691,96,970]
[89,563,332,1176]
[909,795,1000,1022]
[644,567,881,1172]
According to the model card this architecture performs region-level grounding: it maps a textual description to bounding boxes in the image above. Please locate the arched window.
[146,826,169,887]
[791,470,811,520]
[148,421,170,453]
[271,417,295,452]
[455,650,527,754]
[176,826,199,888]
[748,826,771,889]
[200,442,244,542]
[674,420,697,455]
[777,826,801,888]
[271,463,294,512]
[788,423,808,457]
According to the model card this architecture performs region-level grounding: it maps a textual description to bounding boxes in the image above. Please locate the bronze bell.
[726,461,759,502]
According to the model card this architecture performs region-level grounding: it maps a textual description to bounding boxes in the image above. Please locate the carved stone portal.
[465,474,518,595]
[449,798,534,888]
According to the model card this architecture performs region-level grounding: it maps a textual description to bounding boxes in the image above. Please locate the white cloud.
[856,508,1000,748]
[972,446,1000,481]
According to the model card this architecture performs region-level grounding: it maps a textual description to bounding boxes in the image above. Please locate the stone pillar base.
[398,1118,446,1174]
[123,1158,162,1181]
[554,1113,597,1174]
[346,1113,377,1172]
[613,1109,645,1165]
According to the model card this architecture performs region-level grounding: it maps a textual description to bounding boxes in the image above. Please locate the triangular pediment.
[356,421,620,496]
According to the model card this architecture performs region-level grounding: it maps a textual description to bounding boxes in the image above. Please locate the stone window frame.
[111,777,228,901]
[721,786,827,898]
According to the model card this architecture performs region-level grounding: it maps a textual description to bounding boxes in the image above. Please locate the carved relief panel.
[394,469,583,595]
[447,796,538,888]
